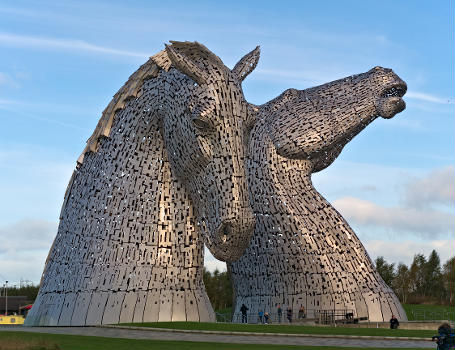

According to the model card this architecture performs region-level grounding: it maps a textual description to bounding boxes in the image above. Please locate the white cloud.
[403,166,454,208]
[0,219,57,284]
[327,165,455,239]
[333,196,454,238]
[0,32,149,59]
[364,239,455,267]
[406,91,453,104]
[204,248,227,272]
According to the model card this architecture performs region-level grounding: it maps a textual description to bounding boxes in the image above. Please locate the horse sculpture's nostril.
[221,223,232,243]
[223,224,231,236]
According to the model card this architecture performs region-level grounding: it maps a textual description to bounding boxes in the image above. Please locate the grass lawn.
[0,331,433,350]
[119,321,435,338]
[403,304,455,321]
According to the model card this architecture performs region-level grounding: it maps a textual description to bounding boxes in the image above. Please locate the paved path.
[0,325,434,348]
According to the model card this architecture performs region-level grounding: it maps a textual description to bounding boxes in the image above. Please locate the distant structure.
[230,67,408,322]
[26,42,408,326]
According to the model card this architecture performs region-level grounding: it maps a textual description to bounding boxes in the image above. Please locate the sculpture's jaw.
[205,213,256,262]
[377,82,407,119]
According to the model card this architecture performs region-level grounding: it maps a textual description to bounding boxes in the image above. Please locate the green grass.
[120,321,435,338]
[0,331,432,350]
[403,304,455,321]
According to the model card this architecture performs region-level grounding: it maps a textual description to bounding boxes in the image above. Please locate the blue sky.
[0,0,453,284]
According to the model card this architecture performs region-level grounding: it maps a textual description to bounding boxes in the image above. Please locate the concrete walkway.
[0,325,434,348]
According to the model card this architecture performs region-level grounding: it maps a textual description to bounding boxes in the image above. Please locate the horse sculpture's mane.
[77,50,171,164]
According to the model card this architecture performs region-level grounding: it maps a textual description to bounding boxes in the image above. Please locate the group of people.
[239,304,306,324]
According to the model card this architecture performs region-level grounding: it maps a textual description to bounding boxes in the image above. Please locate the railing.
[231,311,307,324]
[215,312,231,323]
[228,309,355,324]
[410,309,455,321]
[314,309,357,325]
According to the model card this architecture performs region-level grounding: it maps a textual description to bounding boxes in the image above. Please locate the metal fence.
[218,307,455,323]
[410,309,455,321]
[221,309,355,324]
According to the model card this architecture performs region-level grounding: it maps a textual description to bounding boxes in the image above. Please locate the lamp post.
[5,281,7,316]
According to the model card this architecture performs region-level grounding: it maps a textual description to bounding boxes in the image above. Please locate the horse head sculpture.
[26,42,259,326]
[160,42,258,261]
[266,66,406,170]
[230,66,408,322]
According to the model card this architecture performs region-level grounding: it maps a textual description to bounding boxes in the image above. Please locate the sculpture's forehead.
[189,88,218,114]
[191,81,246,118]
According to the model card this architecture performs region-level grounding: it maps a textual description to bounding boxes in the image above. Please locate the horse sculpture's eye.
[192,117,213,134]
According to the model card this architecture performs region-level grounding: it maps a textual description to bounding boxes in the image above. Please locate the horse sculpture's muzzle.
[377,81,407,119]
[211,208,256,262]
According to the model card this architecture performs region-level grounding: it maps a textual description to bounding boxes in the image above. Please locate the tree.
[375,256,395,286]
[409,253,426,297]
[203,268,233,311]
[443,256,455,305]
[392,263,411,303]
[424,250,444,301]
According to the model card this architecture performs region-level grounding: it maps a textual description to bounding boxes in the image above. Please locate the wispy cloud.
[0,98,17,106]
[0,103,91,131]
[333,196,454,238]
[404,166,454,209]
[331,165,455,238]
[0,219,57,284]
[364,239,455,266]
[0,32,149,59]
[406,91,453,104]
[0,72,19,89]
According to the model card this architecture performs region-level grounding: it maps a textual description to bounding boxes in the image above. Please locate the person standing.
[298,305,306,319]
[258,309,264,324]
[277,305,282,323]
[389,315,399,329]
[287,307,293,323]
[240,304,248,324]
[264,312,270,324]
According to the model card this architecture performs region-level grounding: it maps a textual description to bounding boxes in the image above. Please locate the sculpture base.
[25,288,215,326]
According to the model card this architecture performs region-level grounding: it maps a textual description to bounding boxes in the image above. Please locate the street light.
[5,281,7,316]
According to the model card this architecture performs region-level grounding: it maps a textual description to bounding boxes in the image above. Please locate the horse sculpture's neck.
[229,92,407,323]
[25,59,215,326]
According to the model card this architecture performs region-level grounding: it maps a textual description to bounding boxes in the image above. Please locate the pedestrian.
[287,307,293,323]
[389,315,399,329]
[264,312,270,324]
[240,304,248,324]
[298,305,306,319]
[258,309,264,324]
[277,304,282,323]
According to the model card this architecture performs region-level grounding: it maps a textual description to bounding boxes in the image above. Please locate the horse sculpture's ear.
[165,43,209,85]
[232,46,260,82]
